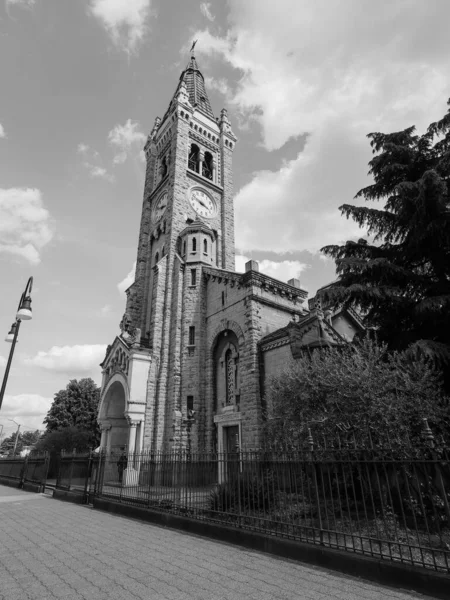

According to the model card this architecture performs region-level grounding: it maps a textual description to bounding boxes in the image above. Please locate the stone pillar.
[199,149,204,177]
[127,420,138,456]
[212,157,217,184]
[104,424,112,455]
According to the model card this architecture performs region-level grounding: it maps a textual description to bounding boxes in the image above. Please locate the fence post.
[83,451,93,503]
[422,418,450,527]
[67,448,76,490]
[42,452,50,493]
[308,428,324,545]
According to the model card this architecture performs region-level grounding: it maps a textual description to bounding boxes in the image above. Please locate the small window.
[182,241,186,256]
[161,245,165,257]
[187,395,194,411]
[192,237,197,253]
[155,252,159,264]
[160,156,168,179]
[191,269,197,286]
[222,291,225,306]
[203,239,208,254]
[188,326,195,345]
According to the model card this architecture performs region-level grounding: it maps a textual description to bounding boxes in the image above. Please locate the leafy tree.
[320,99,450,366]
[44,378,101,444]
[0,430,41,455]
[263,337,449,449]
[33,426,94,454]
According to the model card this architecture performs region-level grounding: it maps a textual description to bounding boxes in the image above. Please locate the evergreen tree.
[43,378,100,444]
[321,98,450,365]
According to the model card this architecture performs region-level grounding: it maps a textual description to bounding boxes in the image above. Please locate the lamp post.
[0,277,33,412]
[8,419,21,456]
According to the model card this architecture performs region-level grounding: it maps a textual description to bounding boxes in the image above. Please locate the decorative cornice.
[260,336,291,352]
[189,130,219,152]
[242,270,308,299]
[186,168,223,193]
[203,266,242,287]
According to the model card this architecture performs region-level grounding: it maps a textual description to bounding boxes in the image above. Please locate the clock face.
[152,191,168,222]
[189,189,216,218]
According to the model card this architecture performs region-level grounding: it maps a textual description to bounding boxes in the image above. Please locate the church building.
[97,52,363,460]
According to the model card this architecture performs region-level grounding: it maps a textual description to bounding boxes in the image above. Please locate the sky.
[0,0,449,439]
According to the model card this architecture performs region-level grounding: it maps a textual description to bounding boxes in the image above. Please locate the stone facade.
[98,55,362,457]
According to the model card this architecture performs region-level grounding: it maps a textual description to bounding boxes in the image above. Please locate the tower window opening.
[160,155,168,179]
[155,251,159,264]
[203,152,213,181]
[183,241,186,256]
[187,395,194,411]
[188,144,200,173]
[222,291,225,306]
[192,237,197,253]
[203,239,208,254]
[190,268,197,286]
[161,245,165,257]
[189,326,195,345]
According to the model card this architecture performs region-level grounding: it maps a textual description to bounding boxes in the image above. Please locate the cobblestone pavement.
[0,485,434,600]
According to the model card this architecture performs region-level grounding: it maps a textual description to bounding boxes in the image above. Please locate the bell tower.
[123,49,237,450]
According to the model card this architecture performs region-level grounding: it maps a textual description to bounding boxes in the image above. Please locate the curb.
[92,497,450,600]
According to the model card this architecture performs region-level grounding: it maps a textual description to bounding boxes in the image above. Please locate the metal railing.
[90,438,450,574]
[0,453,49,489]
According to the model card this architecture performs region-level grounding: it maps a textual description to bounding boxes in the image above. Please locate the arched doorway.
[99,379,128,453]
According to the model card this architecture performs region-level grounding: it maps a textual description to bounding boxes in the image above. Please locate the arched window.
[182,241,186,256]
[188,144,200,173]
[203,239,208,254]
[160,156,168,179]
[203,152,213,180]
[161,245,165,257]
[155,251,159,264]
[192,237,197,252]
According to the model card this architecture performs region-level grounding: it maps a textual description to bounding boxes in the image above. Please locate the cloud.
[118,262,136,293]
[193,0,450,254]
[88,0,153,55]
[99,304,112,317]
[5,0,36,7]
[25,344,107,374]
[0,188,53,265]
[236,254,308,285]
[200,2,215,22]
[0,394,52,437]
[77,143,114,182]
[108,119,147,164]
[0,355,6,368]
[0,123,6,138]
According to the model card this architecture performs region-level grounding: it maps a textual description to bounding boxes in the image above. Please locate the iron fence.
[0,453,49,489]
[90,439,450,574]
[55,452,92,493]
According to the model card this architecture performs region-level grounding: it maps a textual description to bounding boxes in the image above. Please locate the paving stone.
[0,486,435,600]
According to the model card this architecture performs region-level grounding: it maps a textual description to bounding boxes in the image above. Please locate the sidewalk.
[0,485,434,600]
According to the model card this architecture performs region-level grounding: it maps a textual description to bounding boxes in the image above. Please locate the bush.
[210,469,276,513]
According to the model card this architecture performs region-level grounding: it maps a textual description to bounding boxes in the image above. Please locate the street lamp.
[8,418,21,456]
[0,277,33,411]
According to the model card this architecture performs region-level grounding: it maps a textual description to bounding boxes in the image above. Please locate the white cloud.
[99,304,112,317]
[77,142,89,154]
[108,119,147,164]
[236,254,308,285]
[5,0,36,7]
[0,394,52,438]
[0,188,53,265]
[88,0,153,55]
[77,143,114,182]
[0,123,6,138]
[25,344,107,375]
[200,2,214,22]
[118,262,136,293]
[193,0,450,254]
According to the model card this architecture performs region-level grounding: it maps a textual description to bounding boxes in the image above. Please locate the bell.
[16,295,32,321]
[5,322,18,343]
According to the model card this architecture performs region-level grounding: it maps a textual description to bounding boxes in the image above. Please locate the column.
[127,421,138,456]
[212,157,217,184]
[199,149,204,176]
[124,419,139,486]
[103,424,112,455]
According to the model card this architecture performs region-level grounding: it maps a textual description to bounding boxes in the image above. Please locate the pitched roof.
[181,55,214,119]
